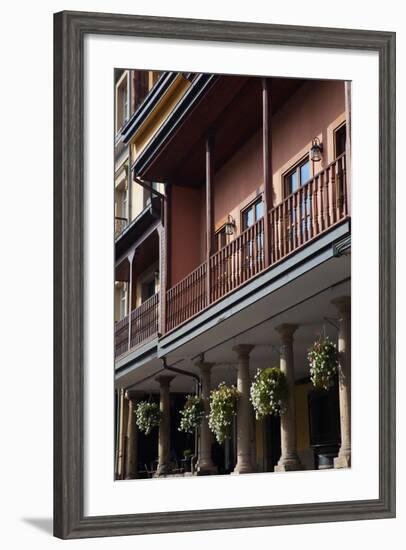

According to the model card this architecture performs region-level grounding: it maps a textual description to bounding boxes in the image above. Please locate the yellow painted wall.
[130,74,191,160]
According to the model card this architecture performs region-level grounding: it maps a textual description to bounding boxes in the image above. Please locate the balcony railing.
[166,262,207,332]
[164,154,348,334]
[115,216,128,239]
[114,292,159,358]
[269,153,347,263]
[210,217,265,302]
[114,154,348,354]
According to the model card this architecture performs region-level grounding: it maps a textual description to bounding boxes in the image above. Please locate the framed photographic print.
[54,10,396,539]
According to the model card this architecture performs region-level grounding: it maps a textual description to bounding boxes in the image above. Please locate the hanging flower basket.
[308,335,338,390]
[134,401,162,435]
[178,394,205,434]
[208,382,239,444]
[250,367,288,420]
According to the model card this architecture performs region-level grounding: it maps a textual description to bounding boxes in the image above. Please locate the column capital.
[155,374,175,387]
[125,389,141,402]
[275,323,298,342]
[232,344,254,359]
[331,295,351,315]
[194,359,215,373]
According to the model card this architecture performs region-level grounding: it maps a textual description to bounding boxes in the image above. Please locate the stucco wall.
[170,184,204,285]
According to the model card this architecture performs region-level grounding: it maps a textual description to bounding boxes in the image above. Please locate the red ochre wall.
[170,184,205,286]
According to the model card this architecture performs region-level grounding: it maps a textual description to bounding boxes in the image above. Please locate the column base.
[232,461,255,475]
[155,464,171,477]
[274,457,304,472]
[124,473,138,480]
[196,464,218,476]
[334,452,351,469]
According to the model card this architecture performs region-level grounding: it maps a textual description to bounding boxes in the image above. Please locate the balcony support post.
[262,78,273,268]
[127,250,135,350]
[205,134,215,305]
[344,81,352,216]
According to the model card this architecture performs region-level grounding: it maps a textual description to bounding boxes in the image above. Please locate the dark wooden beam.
[344,81,352,216]
[262,78,273,268]
[205,134,215,303]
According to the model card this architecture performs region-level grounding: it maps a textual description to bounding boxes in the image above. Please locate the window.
[119,283,128,319]
[334,123,346,157]
[241,197,264,272]
[284,157,311,196]
[115,73,129,131]
[283,157,312,244]
[141,275,157,302]
[242,197,264,230]
[215,226,227,251]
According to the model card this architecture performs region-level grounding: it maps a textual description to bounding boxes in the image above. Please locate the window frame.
[241,194,264,232]
[283,155,312,198]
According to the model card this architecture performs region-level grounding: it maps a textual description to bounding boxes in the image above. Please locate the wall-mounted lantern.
[224,214,236,236]
[310,137,323,162]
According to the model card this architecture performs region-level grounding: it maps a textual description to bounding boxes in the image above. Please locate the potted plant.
[250,367,288,420]
[308,335,338,390]
[208,382,239,444]
[134,401,161,435]
[182,449,194,473]
[178,394,205,434]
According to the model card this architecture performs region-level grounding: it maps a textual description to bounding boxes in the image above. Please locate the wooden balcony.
[115,154,348,357]
[165,154,348,333]
[114,292,159,358]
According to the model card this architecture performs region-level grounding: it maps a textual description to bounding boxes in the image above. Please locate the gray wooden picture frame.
[54,10,396,539]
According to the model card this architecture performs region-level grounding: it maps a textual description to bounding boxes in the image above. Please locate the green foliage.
[178,394,205,434]
[250,367,288,420]
[308,335,338,390]
[208,382,239,444]
[134,401,161,435]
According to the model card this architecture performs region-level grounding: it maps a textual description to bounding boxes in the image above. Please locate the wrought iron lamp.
[224,214,236,235]
[310,137,323,162]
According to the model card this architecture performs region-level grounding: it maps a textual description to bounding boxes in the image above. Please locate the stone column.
[195,360,217,475]
[274,324,303,472]
[155,374,175,476]
[124,390,139,479]
[332,296,351,468]
[232,344,255,474]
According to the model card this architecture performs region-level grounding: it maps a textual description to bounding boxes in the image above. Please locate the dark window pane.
[335,124,346,157]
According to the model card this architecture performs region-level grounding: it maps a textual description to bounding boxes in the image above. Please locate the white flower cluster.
[134,401,162,435]
[308,335,338,390]
[178,394,205,434]
[208,382,239,444]
[250,367,288,420]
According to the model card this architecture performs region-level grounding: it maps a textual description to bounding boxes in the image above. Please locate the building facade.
[113,70,351,479]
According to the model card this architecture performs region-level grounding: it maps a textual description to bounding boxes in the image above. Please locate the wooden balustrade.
[270,154,347,263]
[209,217,264,302]
[114,314,129,358]
[114,293,159,358]
[166,262,207,332]
[130,293,159,348]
